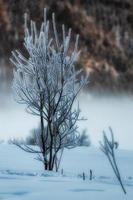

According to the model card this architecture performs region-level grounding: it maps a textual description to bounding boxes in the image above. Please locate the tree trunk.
[49,136,54,170]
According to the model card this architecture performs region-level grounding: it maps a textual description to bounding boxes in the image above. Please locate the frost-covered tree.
[11,9,88,171]
[100,127,126,194]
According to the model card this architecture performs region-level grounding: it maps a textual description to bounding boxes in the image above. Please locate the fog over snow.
[78,93,133,150]
[0,92,133,150]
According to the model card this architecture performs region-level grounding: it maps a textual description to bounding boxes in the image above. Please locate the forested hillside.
[0,0,133,93]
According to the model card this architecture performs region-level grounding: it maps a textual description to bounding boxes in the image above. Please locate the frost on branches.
[11,9,88,171]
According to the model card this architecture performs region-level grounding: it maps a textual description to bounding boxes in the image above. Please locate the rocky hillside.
[0,0,133,94]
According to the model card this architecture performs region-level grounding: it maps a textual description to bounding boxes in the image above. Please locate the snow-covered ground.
[0,144,133,199]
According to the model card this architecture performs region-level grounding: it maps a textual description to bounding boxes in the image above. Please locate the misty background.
[0,92,133,150]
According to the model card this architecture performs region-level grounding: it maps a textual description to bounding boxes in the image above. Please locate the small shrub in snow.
[82,172,85,180]
[89,169,93,180]
[100,127,126,194]
[78,129,91,147]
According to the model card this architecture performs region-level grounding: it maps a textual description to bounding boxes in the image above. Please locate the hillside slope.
[0,0,133,93]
